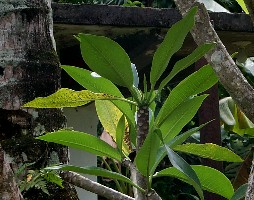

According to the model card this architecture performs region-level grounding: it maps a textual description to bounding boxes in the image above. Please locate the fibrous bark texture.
[0,0,77,199]
[174,0,254,123]
[0,144,23,200]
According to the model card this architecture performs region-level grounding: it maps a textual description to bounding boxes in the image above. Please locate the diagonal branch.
[60,171,134,200]
[173,0,254,123]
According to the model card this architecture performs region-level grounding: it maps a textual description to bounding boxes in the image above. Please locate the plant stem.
[102,158,124,194]
[111,159,128,194]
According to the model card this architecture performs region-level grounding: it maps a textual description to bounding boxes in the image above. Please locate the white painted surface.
[197,0,230,13]
[64,103,98,200]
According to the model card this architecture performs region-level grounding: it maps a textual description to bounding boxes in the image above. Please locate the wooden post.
[195,58,225,200]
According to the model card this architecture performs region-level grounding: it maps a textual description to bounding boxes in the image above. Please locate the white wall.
[64,103,98,200]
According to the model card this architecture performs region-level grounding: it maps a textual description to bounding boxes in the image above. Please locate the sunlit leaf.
[154,165,234,199]
[173,143,243,162]
[150,7,197,88]
[96,100,131,155]
[150,123,210,175]
[37,130,122,161]
[156,65,218,127]
[158,43,216,91]
[235,0,249,13]
[159,95,208,143]
[23,88,117,108]
[62,65,136,133]
[79,34,133,88]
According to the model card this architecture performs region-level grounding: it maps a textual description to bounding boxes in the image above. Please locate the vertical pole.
[195,58,225,200]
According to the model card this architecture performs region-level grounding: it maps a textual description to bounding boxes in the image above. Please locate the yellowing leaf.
[96,100,131,155]
[23,88,118,108]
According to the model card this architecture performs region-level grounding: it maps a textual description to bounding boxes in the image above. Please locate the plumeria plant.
[24,7,245,200]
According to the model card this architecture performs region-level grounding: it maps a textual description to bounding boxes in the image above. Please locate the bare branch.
[174,0,254,123]
[60,171,134,200]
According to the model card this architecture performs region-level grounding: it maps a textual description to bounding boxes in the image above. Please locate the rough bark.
[174,0,254,123]
[174,0,254,199]
[0,0,77,199]
[135,106,149,200]
[0,144,23,200]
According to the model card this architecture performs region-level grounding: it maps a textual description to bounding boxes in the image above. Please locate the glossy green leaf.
[62,66,123,97]
[46,165,144,192]
[158,43,216,91]
[163,145,204,200]
[62,65,136,132]
[135,130,160,177]
[23,88,117,108]
[173,143,243,162]
[150,123,210,175]
[230,183,248,200]
[156,65,218,127]
[116,115,126,155]
[150,7,197,88]
[235,0,249,13]
[79,34,133,88]
[37,130,122,161]
[159,95,208,143]
[154,165,234,199]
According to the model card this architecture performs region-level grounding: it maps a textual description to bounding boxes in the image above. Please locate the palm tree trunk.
[0,0,78,199]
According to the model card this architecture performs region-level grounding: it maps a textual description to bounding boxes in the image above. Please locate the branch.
[123,159,162,200]
[174,0,254,123]
[60,171,134,200]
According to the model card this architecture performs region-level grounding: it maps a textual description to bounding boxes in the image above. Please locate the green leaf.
[43,171,63,188]
[156,65,218,127]
[116,115,126,155]
[79,34,133,88]
[37,130,122,161]
[163,145,204,200]
[235,0,249,13]
[135,130,160,177]
[46,165,145,192]
[154,165,234,199]
[150,7,197,88]
[150,122,212,175]
[96,100,131,155]
[159,95,208,143]
[62,66,123,97]
[62,65,136,132]
[219,97,236,126]
[23,88,118,108]
[158,43,216,91]
[173,143,243,162]
[230,183,248,200]
[219,97,254,136]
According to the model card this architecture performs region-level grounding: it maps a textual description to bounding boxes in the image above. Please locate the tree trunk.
[174,0,254,199]
[0,0,78,199]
